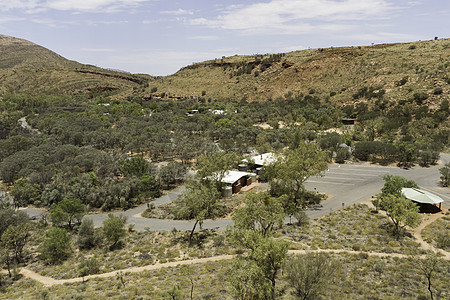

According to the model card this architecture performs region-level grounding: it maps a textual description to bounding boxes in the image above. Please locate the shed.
[220,171,256,194]
[243,153,278,168]
[401,187,444,210]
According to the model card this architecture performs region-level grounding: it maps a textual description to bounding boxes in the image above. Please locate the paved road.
[304,153,449,219]
[21,154,450,232]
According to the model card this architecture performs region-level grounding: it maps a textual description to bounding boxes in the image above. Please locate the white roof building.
[243,152,278,167]
[220,170,256,184]
[401,188,444,204]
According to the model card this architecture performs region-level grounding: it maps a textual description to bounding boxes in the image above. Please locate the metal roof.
[401,188,444,204]
[221,170,255,184]
[243,152,278,166]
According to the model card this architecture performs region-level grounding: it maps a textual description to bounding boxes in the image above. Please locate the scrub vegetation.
[1,35,449,299]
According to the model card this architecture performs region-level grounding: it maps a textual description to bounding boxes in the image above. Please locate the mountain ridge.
[0,34,448,108]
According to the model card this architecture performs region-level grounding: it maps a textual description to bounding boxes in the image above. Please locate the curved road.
[22,154,450,232]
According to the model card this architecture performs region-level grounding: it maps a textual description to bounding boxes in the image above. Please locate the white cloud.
[188,35,219,41]
[0,16,26,23]
[189,0,398,34]
[0,0,151,13]
[81,48,115,52]
[347,32,419,43]
[160,8,194,16]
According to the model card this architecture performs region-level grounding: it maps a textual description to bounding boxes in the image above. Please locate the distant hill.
[0,34,149,95]
[0,35,448,108]
[140,39,449,108]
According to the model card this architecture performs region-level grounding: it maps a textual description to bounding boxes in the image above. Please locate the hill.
[0,35,448,108]
[0,35,149,96]
[140,39,449,108]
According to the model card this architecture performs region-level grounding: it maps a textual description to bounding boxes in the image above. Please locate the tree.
[77,218,97,250]
[228,256,270,300]
[121,156,150,177]
[0,247,13,278]
[232,192,286,237]
[380,194,421,239]
[439,162,450,187]
[228,235,289,300]
[284,253,338,300]
[181,265,197,300]
[1,223,32,264]
[10,177,41,208]
[49,198,85,229]
[103,214,126,248]
[409,252,443,300]
[395,142,417,168]
[0,204,29,237]
[228,193,289,300]
[173,181,221,243]
[39,226,72,264]
[380,175,418,198]
[159,161,187,189]
[195,151,240,189]
[265,143,328,206]
[335,147,350,163]
[318,132,341,152]
[252,237,289,299]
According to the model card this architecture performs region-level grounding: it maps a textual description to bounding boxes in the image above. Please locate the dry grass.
[25,228,232,280]
[421,215,450,251]
[147,39,450,104]
[2,252,449,299]
[281,204,424,253]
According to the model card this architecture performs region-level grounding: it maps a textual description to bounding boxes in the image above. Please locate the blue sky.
[0,0,448,76]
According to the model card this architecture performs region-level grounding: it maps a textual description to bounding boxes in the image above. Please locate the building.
[241,152,278,173]
[219,170,256,196]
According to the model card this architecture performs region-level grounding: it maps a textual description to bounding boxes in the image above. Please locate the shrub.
[103,214,126,249]
[78,257,100,277]
[77,218,97,250]
[40,227,72,264]
[433,87,443,95]
[395,76,408,86]
[335,147,350,163]
[213,235,225,247]
[413,92,428,104]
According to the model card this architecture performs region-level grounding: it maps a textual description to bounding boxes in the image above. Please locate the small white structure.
[402,187,444,209]
[243,153,278,168]
[219,170,256,194]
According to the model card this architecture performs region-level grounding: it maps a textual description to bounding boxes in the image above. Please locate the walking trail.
[8,212,449,287]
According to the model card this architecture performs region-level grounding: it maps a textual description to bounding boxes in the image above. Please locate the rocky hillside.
[0,35,448,108]
[140,39,449,108]
[0,35,149,95]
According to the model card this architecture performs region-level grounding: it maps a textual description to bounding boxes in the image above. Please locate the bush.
[40,227,72,264]
[433,87,443,95]
[413,92,428,104]
[78,257,100,277]
[213,235,225,247]
[77,218,97,250]
[103,214,126,249]
[335,147,350,163]
[395,76,408,86]
[294,211,309,226]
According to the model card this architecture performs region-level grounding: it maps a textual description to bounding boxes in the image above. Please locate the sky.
[0,0,449,76]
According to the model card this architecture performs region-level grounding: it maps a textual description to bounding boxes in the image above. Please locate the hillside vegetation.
[0,35,148,96]
[141,39,449,106]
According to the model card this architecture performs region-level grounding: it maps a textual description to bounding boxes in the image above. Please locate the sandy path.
[9,203,449,288]
[410,212,449,259]
[16,247,450,287]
